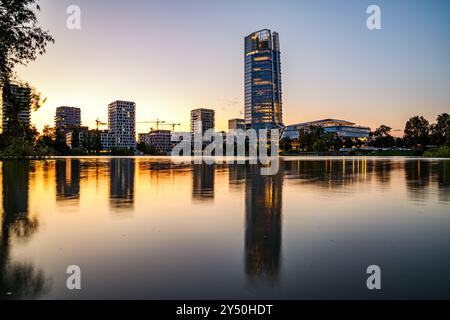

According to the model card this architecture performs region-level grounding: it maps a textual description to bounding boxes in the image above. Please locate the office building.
[55,106,81,130]
[228,118,246,132]
[283,119,371,140]
[190,108,215,135]
[245,29,283,130]
[1,84,31,131]
[108,100,136,150]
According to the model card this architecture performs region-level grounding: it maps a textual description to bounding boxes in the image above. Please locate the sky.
[14,0,450,134]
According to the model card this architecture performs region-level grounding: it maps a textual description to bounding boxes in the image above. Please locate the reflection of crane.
[137,119,166,130]
[161,123,181,132]
[96,118,107,131]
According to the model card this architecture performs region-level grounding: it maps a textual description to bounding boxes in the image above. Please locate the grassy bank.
[423,146,450,158]
[365,150,418,157]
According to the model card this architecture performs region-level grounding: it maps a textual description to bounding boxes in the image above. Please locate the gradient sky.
[14,0,450,134]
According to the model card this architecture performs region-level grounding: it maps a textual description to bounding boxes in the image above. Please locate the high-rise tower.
[245,29,283,130]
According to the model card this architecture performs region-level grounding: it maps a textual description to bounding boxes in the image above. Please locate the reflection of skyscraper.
[192,164,215,201]
[228,164,247,192]
[245,29,283,130]
[245,165,282,282]
[110,159,135,209]
[56,159,80,201]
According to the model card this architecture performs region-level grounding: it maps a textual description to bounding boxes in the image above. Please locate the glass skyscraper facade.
[245,29,283,130]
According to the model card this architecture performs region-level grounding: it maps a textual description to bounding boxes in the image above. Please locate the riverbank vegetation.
[281,113,450,157]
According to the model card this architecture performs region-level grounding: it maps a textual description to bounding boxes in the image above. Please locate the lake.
[1,157,449,300]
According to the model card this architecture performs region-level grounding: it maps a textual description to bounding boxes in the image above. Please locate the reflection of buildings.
[56,159,80,201]
[1,161,48,299]
[228,164,247,192]
[192,164,215,201]
[110,159,135,209]
[245,165,282,282]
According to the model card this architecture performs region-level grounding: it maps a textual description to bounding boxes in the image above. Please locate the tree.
[343,138,354,149]
[280,137,292,151]
[373,125,392,138]
[370,125,395,148]
[137,142,159,155]
[0,0,54,82]
[298,126,325,151]
[404,116,430,149]
[430,113,450,146]
[1,0,54,155]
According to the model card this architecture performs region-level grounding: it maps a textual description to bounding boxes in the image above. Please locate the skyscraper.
[108,100,136,150]
[55,106,81,130]
[190,108,215,135]
[1,84,31,132]
[245,29,283,130]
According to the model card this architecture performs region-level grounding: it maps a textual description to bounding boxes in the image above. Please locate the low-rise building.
[228,118,246,132]
[139,129,172,154]
[283,119,371,140]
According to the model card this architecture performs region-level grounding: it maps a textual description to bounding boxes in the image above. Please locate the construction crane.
[96,118,107,131]
[137,119,166,131]
[161,123,181,132]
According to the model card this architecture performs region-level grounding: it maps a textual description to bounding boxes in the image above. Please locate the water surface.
[1,157,449,299]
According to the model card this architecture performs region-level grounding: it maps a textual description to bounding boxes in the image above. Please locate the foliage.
[137,142,159,155]
[280,137,292,151]
[111,148,135,156]
[369,125,395,148]
[429,113,450,146]
[403,116,430,149]
[423,146,450,158]
[0,0,54,80]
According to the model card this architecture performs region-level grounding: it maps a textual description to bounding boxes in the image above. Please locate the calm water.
[0,157,449,300]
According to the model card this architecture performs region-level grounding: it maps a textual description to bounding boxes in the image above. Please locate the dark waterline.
[0,157,449,300]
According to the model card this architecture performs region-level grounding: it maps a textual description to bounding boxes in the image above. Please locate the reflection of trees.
[110,159,135,210]
[192,164,215,201]
[245,164,282,283]
[435,160,449,203]
[373,160,393,185]
[283,159,371,189]
[56,159,80,201]
[404,160,431,203]
[1,161,49,299]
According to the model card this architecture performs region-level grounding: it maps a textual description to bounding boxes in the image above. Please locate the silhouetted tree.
[0,0,54,81]
[430,113,450,146]
[404,116,430,149]
[370,125,395,148]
